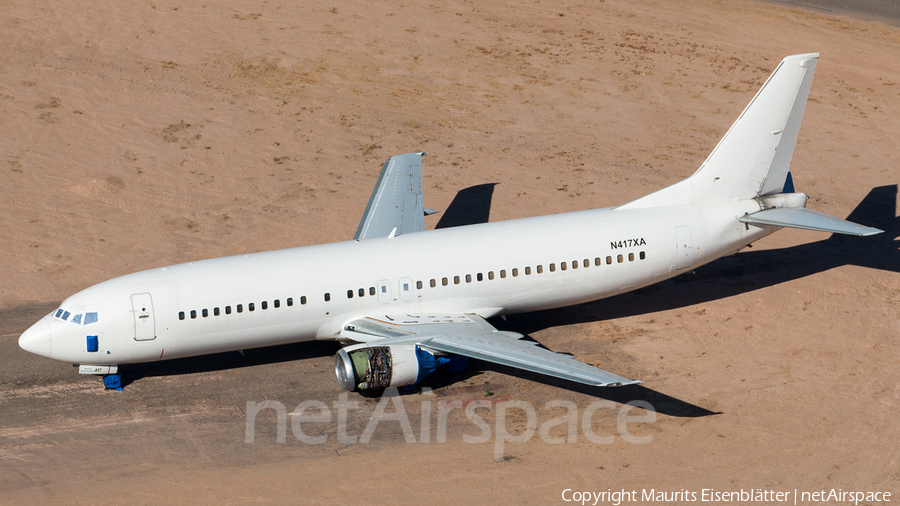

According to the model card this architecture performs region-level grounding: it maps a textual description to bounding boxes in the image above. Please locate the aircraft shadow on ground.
[434,183,497,229]
[121,184,898,414]
[121,340,341,387]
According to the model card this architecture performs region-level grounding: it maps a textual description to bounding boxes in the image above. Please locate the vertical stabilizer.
[620,53,819,209]
[691,53,818,203]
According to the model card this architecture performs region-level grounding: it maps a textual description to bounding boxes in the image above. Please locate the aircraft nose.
[19,318,52,358]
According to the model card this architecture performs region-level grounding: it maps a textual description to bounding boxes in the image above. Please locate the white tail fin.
[621,53,819,209]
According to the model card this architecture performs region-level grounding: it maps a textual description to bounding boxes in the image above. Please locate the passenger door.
[131,293,156,341]
[674,225,693,269]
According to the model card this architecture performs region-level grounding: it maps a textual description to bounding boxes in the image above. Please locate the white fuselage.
[20,199,770,366]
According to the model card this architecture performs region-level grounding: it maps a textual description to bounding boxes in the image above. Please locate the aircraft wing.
[340,314,640,387]
[353,152,437,240]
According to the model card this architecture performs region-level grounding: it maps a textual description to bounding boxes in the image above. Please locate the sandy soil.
[1,0,899,504]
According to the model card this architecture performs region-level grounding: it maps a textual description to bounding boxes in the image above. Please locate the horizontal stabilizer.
[740,207,883,236]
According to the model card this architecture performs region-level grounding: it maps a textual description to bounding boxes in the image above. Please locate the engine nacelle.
[334,345,421,391]
[334,345,469,391]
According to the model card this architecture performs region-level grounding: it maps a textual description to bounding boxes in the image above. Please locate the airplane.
[18,53,883,392]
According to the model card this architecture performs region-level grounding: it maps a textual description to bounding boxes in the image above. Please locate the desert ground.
[1,0,899,504]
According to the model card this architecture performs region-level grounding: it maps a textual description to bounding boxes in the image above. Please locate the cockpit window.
[55,309,64,318]
[84,312,98,325]
[61,311,71,321]
[71,314,82,325]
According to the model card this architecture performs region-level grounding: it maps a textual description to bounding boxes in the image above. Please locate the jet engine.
[334,344,467,391]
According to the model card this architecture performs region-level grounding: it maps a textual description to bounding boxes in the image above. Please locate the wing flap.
[740,207,883,236]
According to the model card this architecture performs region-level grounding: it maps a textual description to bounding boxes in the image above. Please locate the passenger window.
[512,268,518,277]
[466,274,472,283]
[72,313,83,324]
[226,306,232,314]
[430,279,436,288]
[262,301,268,309]
[617,254,623,263]
[454,276,460,285]
[416,280,423,289]
[359,288,365,297]
[628,253,634,261]
[537,265,543,274]
[214,307,220,316]
[191,310,197,319]
[594,257,601,266]
[301,296,307,305]
[500,270,506,278]
[84,312,98,325]
[549,263,556,272]
[287,298,293,307]
[571,260,577,269]
[237,304,243,313]
[249,303,255,311]
[488,271,494,280]
[347,290,353,299]
[525,266,532,275]
[477,273,483,282]
[584,259,590,268]
[442,277,449,286]
[202,309,208,318]
[369,287,375,296]
[561,262,567,271]
[324,293,331,302]
[274,299,280,308]
[640,251,646,260]
[179,311,185,321]
[606,256,612,265]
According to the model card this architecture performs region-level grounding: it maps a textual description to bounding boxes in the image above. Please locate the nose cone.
[19,318,52,358]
